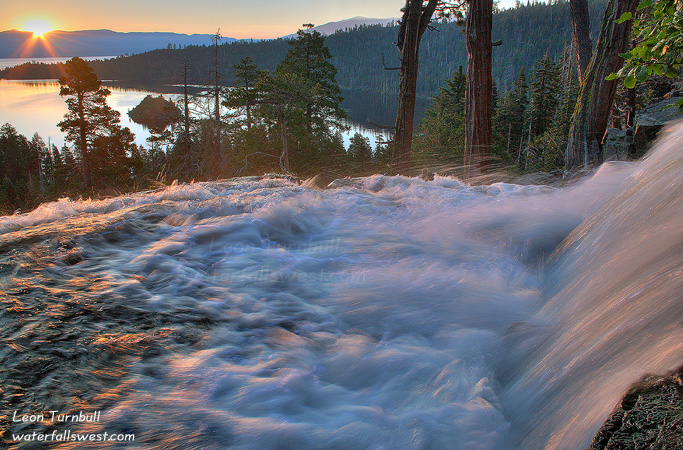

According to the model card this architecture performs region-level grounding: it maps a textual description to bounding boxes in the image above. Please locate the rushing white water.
[2,124,681,449]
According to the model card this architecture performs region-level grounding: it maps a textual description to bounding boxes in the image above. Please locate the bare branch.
[382,54,401,71]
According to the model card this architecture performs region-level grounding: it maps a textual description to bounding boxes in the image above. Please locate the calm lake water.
[0,56,425,152]
[0,79,168,148]
[0,78,394,151]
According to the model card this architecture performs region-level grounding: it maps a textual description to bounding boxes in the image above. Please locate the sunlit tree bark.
[565,0,638,167]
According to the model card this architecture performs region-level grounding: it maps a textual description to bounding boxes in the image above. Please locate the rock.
[633,96,683,158]
[602,127,634,161]
[326,177,365,189]
[589,365,683,449]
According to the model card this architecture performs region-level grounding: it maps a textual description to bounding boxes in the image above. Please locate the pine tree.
[28,133,48,195]
[551,43,579,139]
[58,57,137,190]
[0,124,30,211]
[493,68,529,165]
[276,25,346,134]
[90,126,138,190]
[527,54,560,138]
[226,57,262,129]
[348,132,373,162]
[416,66,467,159]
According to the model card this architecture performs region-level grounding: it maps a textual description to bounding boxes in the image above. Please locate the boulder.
[589,365,683,449]
[602,127,634,161]
[633,95,683,158]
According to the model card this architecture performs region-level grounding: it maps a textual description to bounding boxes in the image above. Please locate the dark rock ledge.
[589,365,683,449]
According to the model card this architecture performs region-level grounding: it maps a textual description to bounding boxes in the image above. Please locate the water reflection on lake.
[0,79,413,151]
[0,80,164,148]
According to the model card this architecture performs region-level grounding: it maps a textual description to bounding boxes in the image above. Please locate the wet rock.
[62,250,85,265]
[633,95,683,158]
[589,365,683,449]
[326,177,365,189]
[602,127,634,161]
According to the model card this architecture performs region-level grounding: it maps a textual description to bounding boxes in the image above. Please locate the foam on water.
[2,124,682,449]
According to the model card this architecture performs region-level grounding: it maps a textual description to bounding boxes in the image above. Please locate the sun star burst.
[23,19,52,38]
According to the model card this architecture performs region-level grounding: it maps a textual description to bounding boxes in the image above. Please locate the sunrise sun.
[23,19,53,38]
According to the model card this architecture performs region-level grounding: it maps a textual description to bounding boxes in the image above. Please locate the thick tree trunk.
[464,0,493,176]
[392,0,438,174]
[570,0,593,83]
[565,0,638,168]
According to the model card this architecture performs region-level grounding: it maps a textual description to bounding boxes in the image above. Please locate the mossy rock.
[589,366,683,449]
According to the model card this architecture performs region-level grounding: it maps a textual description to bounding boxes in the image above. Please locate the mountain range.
[0,17,398,59]
[0,29,235,58]
[282,17,398,39]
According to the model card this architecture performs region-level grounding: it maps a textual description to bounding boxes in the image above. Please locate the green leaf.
[636,66,649,81]
[662,98,683,113]
[617,12,633,23]
[606,72,618,80]
[637,0,653,10]
[653,64,664,75]
[664,69,678,78]
[624,75,637,89]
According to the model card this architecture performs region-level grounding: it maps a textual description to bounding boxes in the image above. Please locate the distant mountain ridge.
[0,29,236,58]
[282,16,399,39]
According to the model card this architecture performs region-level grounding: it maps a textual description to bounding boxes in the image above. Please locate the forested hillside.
[1,0,606,96]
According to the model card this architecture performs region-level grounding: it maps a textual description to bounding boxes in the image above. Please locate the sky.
[4,0,518,39]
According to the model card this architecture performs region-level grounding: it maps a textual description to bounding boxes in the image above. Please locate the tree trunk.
[278,106,290,173]
[570,0,593,83]
[213,30,223,163]
[183,62,190,137]
[77,91,90,187]
[464,0,493,177]
[392,0,439,174]
[565,0,638,168]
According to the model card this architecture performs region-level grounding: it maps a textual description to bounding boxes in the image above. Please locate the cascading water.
[1,123,681,449]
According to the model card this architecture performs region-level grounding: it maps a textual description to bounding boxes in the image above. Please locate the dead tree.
[570,0,593,83]
[392,0,441,173]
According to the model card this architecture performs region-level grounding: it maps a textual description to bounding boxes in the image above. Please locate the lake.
[0,56,426,152]
[0,79,400,151]
[0,79,171,148]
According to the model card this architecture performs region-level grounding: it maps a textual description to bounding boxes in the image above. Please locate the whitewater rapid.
[1,124,681,449]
